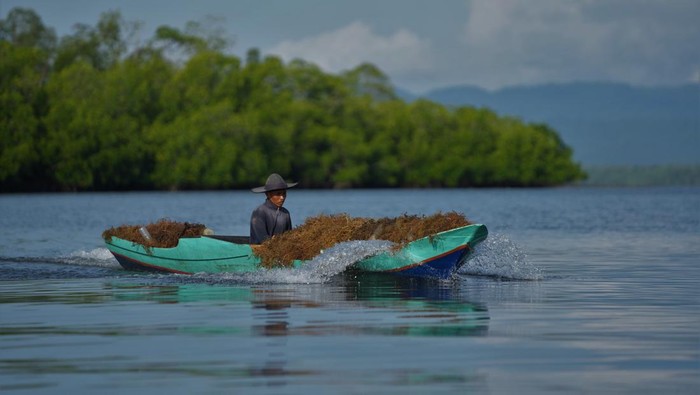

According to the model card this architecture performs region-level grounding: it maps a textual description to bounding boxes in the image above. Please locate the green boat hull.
[105,224,488,279]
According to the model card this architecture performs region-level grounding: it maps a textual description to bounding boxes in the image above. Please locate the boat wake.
[0,248,121,269]
[65,248,123,268]
[194,240,396,284]
[0,248,122,280]
[459,233,543,280]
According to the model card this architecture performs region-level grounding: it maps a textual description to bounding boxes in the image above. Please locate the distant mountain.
[416,82,699,166]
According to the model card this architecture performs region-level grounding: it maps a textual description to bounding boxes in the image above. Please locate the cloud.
[457,0,700,89]
[266,21,433,76]
[263,1,700,92]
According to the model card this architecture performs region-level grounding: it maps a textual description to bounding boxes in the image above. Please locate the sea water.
[0,188,698,394]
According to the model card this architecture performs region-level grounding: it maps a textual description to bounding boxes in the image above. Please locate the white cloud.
[258,1,700,92]
[451,0,700,90]
[266,21,433,77]
[263,1,700,93]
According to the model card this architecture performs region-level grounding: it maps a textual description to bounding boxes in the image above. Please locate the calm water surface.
[1,188,698,394]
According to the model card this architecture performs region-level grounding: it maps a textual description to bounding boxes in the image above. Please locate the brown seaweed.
[102,219,206,248]
[254,211,471,268]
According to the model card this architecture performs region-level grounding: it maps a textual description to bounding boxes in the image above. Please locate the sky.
[2,0,699,94]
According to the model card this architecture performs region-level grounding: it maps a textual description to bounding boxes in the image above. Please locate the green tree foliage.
[0,8,54,190]
[0,7,56,52]
[0,7,586,192]
[53,10,127,72]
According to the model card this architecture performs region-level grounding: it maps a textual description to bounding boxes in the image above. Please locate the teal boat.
[105,224,488,279]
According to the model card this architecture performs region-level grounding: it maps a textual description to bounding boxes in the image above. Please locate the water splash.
[196,240,395,284]
[460,233,543,280]
[66,248,121,268]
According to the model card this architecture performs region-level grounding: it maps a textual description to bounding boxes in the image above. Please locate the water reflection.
[2,277,490,385]
[107,273,490,338]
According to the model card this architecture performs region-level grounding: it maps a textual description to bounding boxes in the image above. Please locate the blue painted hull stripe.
[387,245,469,273]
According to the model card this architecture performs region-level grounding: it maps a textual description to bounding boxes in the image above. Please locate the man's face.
[266,190,287,208]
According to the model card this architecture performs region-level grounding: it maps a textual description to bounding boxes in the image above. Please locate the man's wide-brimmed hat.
[251,173,298,193]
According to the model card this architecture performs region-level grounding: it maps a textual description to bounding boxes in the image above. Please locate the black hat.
[251,173,298,193]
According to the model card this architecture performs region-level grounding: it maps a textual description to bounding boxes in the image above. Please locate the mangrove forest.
[1,8,585,192]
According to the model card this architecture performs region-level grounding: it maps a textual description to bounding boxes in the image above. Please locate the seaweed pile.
[102,219,207,248]
[255,212,471,268]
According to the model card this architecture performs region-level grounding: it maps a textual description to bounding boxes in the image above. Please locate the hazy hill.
[414,82,699,166]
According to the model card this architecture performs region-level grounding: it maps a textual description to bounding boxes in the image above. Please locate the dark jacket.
[250,200,292,244]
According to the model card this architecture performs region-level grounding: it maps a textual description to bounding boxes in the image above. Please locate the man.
[249,173,298,244]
